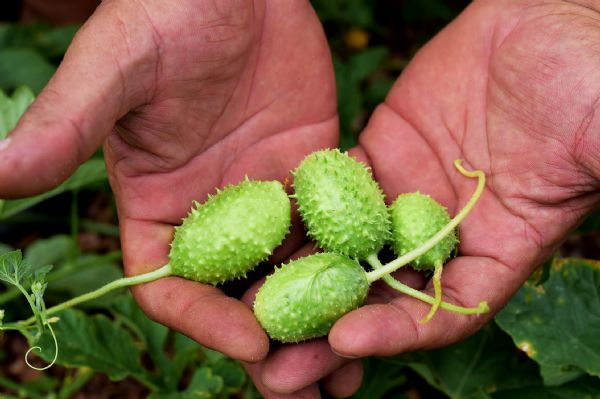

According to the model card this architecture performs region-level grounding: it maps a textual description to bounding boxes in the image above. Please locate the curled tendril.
[25,322,58,371]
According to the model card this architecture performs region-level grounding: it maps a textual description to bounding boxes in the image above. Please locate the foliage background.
[1,0,600,398]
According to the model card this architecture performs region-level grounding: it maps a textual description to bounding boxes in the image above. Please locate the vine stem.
[365,254,489,315]
[365,159,485,283]
[20,264,173,326]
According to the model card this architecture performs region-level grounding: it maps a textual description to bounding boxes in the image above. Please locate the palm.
[0,0,336,362]
[101,0,337,361]
[330,0,600,355]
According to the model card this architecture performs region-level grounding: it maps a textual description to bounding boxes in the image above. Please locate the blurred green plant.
[0,23,78,93]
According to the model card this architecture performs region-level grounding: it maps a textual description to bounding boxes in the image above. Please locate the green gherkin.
[169,179,291,285]
[389,192,457,270]
[254,253,369,342]
[292,149,390,260]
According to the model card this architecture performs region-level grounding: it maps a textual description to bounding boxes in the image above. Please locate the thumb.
[0,1,155,198]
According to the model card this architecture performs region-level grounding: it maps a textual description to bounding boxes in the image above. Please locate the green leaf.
[333,47,389,150]
[0,86,34,138]
[491,376,600,399]
[0,243,13,255]
[0,250,31,286]
[0,158,107,219]
[35,308,145,381]
[211,360,246,393]
[111,297,174,387]
[496,258,600,385]
[23,235,73,270]
[0,23,78,59]
[352,357,407,399]
[575,208,600,234]
[185,367,224,396]
[393,323,541,399]
[48,253,123,308]
[0,48,56,93]
[311,0,375,27]
[401,0,454,23]
[348,47,389,82]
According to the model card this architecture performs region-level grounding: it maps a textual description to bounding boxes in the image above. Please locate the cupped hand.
[0,0,337,365]
[250,0,600,396]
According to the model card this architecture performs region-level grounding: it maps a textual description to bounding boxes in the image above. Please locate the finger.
[262,339,349,394]
[329,255,520,357]
[121,218,269,362]
[0,1,155,198]
[244,361,321,399]
[320,360,363,398]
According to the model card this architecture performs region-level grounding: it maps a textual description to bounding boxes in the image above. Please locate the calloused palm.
[249,0,600,396]
[0,0,337,365]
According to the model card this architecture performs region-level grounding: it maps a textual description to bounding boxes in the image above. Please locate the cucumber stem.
[421,263,443,323]
[365,159,485,283]
[366,254,489,315]
[20,264,173,326]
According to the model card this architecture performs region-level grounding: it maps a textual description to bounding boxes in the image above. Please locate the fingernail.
[0,138,11,151]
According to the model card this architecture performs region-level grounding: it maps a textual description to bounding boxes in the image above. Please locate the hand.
[0,0,337,365]
[249,0,600,396]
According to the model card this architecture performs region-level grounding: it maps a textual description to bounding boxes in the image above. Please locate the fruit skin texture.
[254,252,369,343]
[389,192,457,270]
[292,148,390,260]
[169,179,291,285]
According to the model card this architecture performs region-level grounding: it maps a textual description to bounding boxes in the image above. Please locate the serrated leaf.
[0,158,107,219]
[0,250,32,286]
[0,86,34,138]
[392,323,541,399]
[496,258,600,385]
[35,308,145,381]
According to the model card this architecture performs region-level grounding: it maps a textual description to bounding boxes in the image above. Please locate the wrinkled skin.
[1,0,600,398]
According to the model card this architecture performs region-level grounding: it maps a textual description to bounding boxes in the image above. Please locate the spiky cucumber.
[254,253,369,342]
[27,178,292,322]
[389,192,457,270]
[292,148,390,260]
[169,179,291,284]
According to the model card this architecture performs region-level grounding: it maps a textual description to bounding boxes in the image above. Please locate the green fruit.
[389,192,457,270]
[292,149,390,260]
[254,252,369,342]
[169,179,291,285]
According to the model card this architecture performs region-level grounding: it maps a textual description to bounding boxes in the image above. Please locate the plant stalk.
[20,264,173,325]
[366,254,488,315]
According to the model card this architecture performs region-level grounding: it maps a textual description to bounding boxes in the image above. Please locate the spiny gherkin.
[169,179,291,285]
[292,149,390,260]
[254,252,369,343]
[389,192,458,270]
